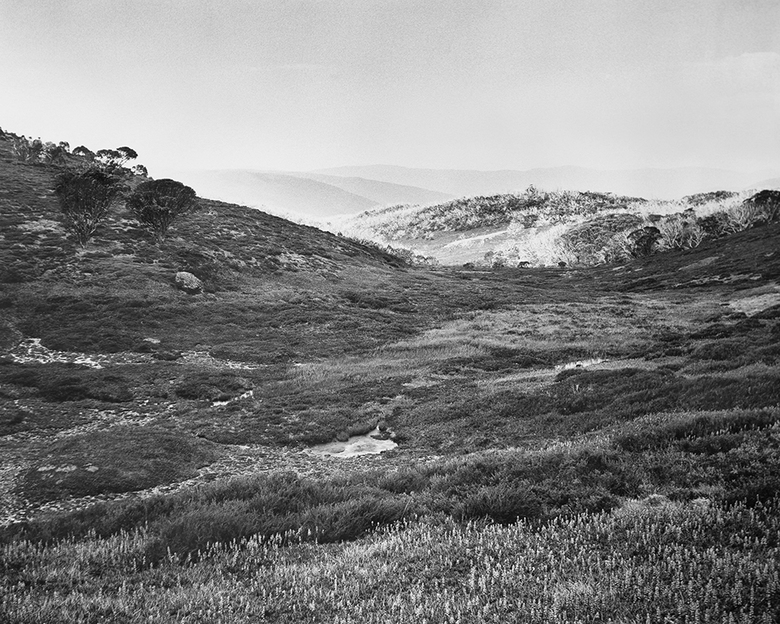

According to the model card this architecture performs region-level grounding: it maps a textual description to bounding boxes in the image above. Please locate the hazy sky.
[1,0,779,176]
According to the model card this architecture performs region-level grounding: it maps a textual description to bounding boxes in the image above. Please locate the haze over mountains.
[166,165,778,220]
[166,169,454,219]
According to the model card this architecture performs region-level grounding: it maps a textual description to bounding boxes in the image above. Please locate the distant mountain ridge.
[315,165,777,201]
[164,169,453,219]
[160,164,777,221]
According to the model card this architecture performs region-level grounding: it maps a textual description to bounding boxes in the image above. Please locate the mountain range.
[164,165,779,220]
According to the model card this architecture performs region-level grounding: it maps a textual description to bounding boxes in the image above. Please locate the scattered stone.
[175,271,203,294]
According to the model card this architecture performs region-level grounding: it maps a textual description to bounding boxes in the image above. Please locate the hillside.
[2,129,780,622]
[338,188,780,267]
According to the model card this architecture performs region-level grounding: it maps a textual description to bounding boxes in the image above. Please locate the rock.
[175,271,203,294]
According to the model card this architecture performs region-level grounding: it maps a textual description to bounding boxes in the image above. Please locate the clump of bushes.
[4,129,193,249]
[8,134,70,165]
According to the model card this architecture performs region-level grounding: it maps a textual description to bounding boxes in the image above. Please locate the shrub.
[697,211,735,239]
[174,371,251,401]
[126,178,199,242]
[626,226,661,257]
[656,213,706,250]
[744,189,780,223]
[54,169,124,247]
[9,136,43,163]
[456,484,542,523]
[558,213,643,264]
[684,190,739,206]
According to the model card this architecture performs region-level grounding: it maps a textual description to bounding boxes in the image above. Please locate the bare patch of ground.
[728,286,780,316]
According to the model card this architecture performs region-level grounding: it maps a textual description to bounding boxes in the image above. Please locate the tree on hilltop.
[73,145,95,161]
[54,169,124,248]
[126,178,199,242]
[95,146,138,173]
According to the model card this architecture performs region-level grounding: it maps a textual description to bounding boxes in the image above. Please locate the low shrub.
[613,409,780,452]
[174,371,252,401]
[455,484,542,523]
[690,338,752,361]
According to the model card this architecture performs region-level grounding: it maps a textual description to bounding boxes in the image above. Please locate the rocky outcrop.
[175,271,203,294]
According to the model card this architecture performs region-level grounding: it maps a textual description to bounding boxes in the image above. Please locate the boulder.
[175,271,203,294]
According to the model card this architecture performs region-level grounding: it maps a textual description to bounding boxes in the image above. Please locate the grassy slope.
[2,133,780,622]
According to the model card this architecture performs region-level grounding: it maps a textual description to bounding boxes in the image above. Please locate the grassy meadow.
[1,131,780,621]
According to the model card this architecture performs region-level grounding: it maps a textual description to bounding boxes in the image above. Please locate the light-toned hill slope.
[293,172,453,206]
[337,188,779,267]
[748,176,780,190]
[159,169,454,220]
[164,169,379,218]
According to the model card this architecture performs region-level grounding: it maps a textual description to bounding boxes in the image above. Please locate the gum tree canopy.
[126,178,198,242]
[54,169,123,247]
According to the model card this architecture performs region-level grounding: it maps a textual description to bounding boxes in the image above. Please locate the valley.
[1,130,779,622]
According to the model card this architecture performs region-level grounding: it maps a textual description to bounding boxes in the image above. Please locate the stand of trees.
[0,128,199,248]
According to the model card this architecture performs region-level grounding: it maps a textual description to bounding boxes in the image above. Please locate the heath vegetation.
[1,128,779,622]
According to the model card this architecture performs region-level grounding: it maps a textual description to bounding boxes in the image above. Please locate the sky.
[1,0,779,177]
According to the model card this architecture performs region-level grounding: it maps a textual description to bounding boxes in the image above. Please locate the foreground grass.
[5,407,778,560]
[2,499,778,623]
